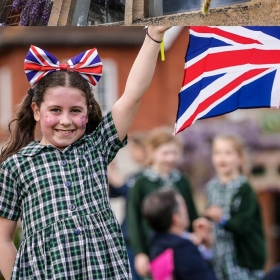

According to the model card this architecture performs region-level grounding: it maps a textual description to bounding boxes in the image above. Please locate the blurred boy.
[142,187,217,280]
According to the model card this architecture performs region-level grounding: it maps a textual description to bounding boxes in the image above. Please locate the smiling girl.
[0,26,170,280]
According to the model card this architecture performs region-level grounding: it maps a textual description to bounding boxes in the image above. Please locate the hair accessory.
[27,88,34,97]
[24,45,103,87]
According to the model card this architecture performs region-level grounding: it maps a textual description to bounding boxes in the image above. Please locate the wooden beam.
[48,0,77,26]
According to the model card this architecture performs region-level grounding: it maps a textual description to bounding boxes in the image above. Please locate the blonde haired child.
[204,133,266,280]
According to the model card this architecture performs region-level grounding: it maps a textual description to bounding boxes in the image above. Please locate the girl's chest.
[209,186,238,210]
[18,149,108,196]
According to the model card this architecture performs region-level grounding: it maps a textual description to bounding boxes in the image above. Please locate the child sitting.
[142,187,217,280]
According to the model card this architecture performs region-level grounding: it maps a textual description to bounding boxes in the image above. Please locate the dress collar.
[143,168,182,184]
[18,135,86,156]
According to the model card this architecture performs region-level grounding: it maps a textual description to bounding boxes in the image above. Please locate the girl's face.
[151,142,181,173]
[212,138,242,178]
[32,86,89,150]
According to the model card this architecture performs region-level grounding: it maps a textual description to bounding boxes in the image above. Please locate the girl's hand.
[148,26,172,34]
[193,217,212,231]
[134,253,150,277]
[189,232,203,245]
[204,206,224,223]
[147,26,172,43]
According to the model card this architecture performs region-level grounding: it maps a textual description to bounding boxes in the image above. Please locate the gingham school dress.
[206,176,263,280]
[0,112,131,280]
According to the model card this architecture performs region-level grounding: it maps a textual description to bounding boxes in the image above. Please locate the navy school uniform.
[150,232,217,280]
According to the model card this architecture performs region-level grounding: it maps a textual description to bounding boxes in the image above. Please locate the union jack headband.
[24,45,103,87]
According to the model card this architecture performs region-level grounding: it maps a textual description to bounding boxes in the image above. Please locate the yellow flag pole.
[160,36,165,61]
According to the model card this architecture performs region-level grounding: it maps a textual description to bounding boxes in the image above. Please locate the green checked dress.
[0,112,131,280]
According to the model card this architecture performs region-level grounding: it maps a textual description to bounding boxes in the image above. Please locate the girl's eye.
[71,109,81,113]
[51,108,61,113]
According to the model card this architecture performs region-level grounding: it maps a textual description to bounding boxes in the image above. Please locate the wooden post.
[48,0,77,26]
[124,0,133,25]
[125,0,149,24]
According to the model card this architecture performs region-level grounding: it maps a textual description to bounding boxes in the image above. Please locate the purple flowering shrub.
[12,0,52,26]
[177,117,280,190]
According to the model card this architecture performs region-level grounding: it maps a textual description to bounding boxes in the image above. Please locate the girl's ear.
[31,102,40,122]
[172,212,180,226]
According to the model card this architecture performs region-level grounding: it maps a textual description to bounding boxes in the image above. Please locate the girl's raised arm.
[112,26,171,141]
[0,217,17,279]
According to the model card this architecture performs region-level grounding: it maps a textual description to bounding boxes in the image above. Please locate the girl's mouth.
[55,129,75,135]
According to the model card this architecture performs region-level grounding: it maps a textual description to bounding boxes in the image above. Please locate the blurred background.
[0,26,280,275]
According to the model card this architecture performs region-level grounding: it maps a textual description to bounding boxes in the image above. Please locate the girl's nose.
[59,115,72,126]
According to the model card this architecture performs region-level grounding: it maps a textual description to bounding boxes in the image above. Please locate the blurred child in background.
[108,132,148,280]
[128,127,199,278]
[204,133,266,280]
[143,187,217,280]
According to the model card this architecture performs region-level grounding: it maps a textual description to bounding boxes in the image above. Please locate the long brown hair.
[0,71,102,164]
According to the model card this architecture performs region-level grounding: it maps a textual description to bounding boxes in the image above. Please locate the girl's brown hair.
[147,126,183,165]
[0,71,102,164]
[148,126,183,150]
[212,133,249,176]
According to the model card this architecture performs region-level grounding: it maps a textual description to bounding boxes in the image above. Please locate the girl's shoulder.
[17,141,46,157]
[234,179,254,196]
[135,169,152,182]
[1,142,43,170]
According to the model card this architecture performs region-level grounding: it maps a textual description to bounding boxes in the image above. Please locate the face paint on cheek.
[81,116,87,129]
[45,115,52,125]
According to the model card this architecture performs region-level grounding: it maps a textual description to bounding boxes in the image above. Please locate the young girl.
[128,126,198,278]
[204,134,266,280]
[0,26,170,280]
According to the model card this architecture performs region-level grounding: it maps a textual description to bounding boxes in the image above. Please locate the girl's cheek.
[81,116,87,129]
[45,115,53,126]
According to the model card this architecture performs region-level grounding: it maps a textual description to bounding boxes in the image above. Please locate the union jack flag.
[24,45,103,87]
[174,26,280,134]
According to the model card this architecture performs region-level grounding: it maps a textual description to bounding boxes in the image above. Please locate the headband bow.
[24,45,103,87]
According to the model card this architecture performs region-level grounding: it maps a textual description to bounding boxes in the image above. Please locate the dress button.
[65,181,72,187]
[74,228,81,235]
[69,204,76,211]
[61,160,67,166]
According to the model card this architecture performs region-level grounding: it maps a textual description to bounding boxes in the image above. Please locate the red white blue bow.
[24,45,103,87]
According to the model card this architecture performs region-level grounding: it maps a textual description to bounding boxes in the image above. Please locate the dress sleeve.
[0,165,21,221]
[224,183,258,235]
[127,176,147,255]
[93,111,127,164]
